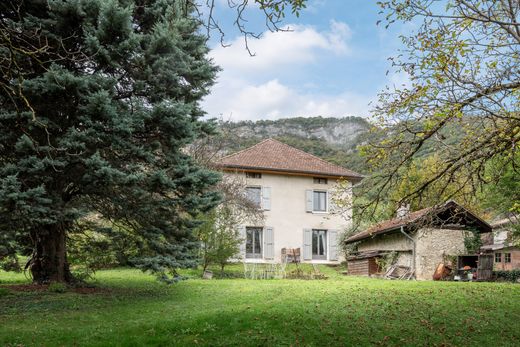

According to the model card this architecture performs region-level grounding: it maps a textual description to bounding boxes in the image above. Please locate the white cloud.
[209,20,351,74]
[204,78,373,121]
[203,20,371,121]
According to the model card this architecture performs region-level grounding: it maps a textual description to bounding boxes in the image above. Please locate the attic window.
[246,172,262,179]
[313,177,328,184]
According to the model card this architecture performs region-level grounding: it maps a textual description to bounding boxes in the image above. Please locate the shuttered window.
[313,191,327,212]
[246,186,261,207]
[246,227,263,259]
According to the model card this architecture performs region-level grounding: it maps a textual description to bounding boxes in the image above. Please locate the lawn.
[1,265,519,346]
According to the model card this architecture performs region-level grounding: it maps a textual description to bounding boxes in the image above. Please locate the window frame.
[246,172,262,179]
[312,190,328,213]
[311,229,328,260]
[495,252,502,263]
[313,177,328,185]
[505,253,511,263]
[245,227,263,259]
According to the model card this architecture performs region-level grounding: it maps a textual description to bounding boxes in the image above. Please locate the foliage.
[0,255,21,273]
[494,269,520,282]
[359,0,520,221]
[0,0,221,283]
[338,227,360,259]
[463,229,483,254]
[1,267,520,346]
[375,251,399,272]
[67,220,144,280]
[48,282,67,294]
[485,154,520,217]
[195,208,244,275]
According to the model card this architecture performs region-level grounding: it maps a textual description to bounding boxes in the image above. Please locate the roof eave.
[216,164,364,181]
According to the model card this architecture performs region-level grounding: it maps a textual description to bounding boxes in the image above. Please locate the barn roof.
[345,201,492,244]
[215,138,363,181]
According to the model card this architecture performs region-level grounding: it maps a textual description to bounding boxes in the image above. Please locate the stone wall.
[414,228,467,280]
[357,232,413,252]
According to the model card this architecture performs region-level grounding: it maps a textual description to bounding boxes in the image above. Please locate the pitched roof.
[215,139,363,180]
[345,201,492,244]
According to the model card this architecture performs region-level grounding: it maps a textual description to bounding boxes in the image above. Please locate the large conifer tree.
[0,0,220,283]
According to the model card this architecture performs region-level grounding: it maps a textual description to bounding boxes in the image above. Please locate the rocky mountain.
[218,116,375,174]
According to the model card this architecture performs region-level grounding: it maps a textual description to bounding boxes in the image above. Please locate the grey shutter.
[262,187,271,211]
[303,229,312,260]
[238,226,246,258]
[264,227,274,259]
[329,229,338,261]
[305,190,313,212]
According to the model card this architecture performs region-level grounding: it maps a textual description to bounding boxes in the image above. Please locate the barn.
[345,201,493,280]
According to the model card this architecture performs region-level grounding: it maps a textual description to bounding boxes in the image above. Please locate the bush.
[48,282,67,293]
[494,269,520,282]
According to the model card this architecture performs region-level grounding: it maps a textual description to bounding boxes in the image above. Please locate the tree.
[0,0,221,283]
[359,0,519,219]
[196,207,243,275]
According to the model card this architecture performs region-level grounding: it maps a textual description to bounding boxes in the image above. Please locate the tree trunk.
[30,223,73,284]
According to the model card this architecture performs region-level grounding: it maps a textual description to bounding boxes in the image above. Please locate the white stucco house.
[215,139,363,264]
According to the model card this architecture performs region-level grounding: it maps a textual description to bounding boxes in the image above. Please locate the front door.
[312,229,327,260]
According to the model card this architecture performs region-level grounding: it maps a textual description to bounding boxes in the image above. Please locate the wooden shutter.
[328,229,338,261]
[264,227,274,259]
[262,187,271,211]
[303,229,312,260]
[238,226,246,258]
[305,190,313,212]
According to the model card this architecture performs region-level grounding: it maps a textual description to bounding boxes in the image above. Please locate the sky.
[201,0,410,122]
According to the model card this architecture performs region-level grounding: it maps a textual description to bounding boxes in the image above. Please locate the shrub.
[48,282,67,293]
[494,269,520,282]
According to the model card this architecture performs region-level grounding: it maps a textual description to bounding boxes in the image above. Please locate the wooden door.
[477,254,493,281]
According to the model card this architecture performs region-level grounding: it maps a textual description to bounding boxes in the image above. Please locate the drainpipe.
[400,226,416,276]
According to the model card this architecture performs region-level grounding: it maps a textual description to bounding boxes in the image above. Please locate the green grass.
[1,265,519,346]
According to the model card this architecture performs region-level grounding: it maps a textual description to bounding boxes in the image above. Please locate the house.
[481,218,520,271]
[344,201,493,280]
[215,138,363,263]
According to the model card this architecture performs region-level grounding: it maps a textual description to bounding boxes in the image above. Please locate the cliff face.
[225,116,371,150]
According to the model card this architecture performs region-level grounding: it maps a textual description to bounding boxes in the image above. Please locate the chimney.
[396,203,411,218]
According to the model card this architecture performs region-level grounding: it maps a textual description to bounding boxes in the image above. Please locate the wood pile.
[384,265,414,280]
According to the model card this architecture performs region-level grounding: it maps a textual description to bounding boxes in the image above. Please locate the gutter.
[400,226,416,276]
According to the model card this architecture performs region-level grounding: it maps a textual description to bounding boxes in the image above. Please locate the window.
[246,186,261,207]
[505,253,511,263]
[312,229,327,260]
[246,227,263,258]
[246,172,262,179]
[313,191,327,212]
[313,177,328,184]
[495,253,502,263]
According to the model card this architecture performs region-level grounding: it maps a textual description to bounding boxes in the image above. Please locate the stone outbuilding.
[345,201,492,280]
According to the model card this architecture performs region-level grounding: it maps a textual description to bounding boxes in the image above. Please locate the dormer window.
[313,177,328,184]
[246,172,262,179]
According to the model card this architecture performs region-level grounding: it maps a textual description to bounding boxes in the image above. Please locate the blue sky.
[202,0,410,121]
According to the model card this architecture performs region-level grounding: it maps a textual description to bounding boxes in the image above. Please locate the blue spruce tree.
[0,0,220,283]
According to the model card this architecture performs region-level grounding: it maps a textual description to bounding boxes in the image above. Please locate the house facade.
[216,139,363,264]
[481,218,520,271]
[344,201,493,280]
